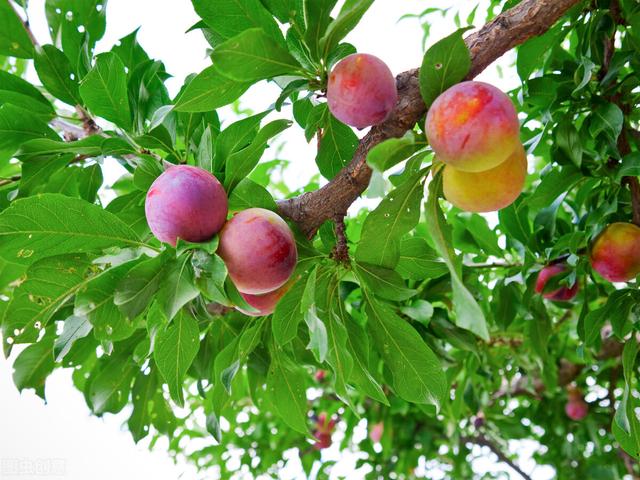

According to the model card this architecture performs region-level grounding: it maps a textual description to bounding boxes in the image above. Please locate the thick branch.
[277,0,581,237]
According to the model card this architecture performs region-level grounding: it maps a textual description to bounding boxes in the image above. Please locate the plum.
[236,282,290,316]
[535,264,579,301]
[442,146,526,212]
[426,81,521,172]
[145,165,228,246]
[327,53,398,129]
[218,208,297,295]
[590,222,640,282]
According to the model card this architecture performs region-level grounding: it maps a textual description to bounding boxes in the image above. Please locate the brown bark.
[277,0,582,237]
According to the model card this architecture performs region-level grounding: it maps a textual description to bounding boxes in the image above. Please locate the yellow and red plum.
[236,282,290,316]
[145,165,228,246]
[590,222,640,282]
[535,264,578,301]
[218,208,297,295]
[426,81,520,172]
[327,53,398,129]
[442,146,526,212]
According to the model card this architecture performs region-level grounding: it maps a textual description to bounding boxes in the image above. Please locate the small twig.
[0,175,21,187]
[461,434,533,480]
[330,214,349,264]
[7,0,39,47]
[75,106,102,136]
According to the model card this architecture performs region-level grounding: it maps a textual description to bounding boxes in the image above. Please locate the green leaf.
[267,342,309,434]
[154,311,200,406]
[192,0,283,44]
[133,155,163,191]
[589,102,624,143]
[215,110,270,165]
[224,119,291,192]
[173,66,251,112]
[34,44,82,105]
[114,252,171,320]
[425,173,489,340]
[157,254,200,321]
[400,300,434,324]
[272,274,307,344]
[228,178,277,212]
[355,262,417,302]
[128,371,158,443]
[79,52,132,130]
[12,335,55,399]
[613,339,640,459]
[525,167,582,211]
[2,254,92,347]
[396,237,448,280]
[75,259,143,341]
[0,0,34,58]
[0,69,52,107]
[0,104,58,156]
[54,315,92,362]
[304,0,337,61]
[0,194,147,266]
[316,114,359,180]
[362,291,446,408]
[419,28,472,107]
[320,0,374,58]
[211,28,301,83]
[18,135,133,158]
[356,168,426,268]
[555,121,583,168]
[366,134,422,173]
[88,357,136,415]
[617,153,640,181]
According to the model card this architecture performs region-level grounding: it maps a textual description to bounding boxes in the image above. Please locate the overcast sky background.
[0,1,553,479]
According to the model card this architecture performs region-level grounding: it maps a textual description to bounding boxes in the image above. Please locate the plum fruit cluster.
[565,386,588,421]
[145,165,297,316]
[426,81,526,213]
[327,53,398,129]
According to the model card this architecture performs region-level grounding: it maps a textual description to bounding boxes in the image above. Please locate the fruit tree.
[1,0,640,478]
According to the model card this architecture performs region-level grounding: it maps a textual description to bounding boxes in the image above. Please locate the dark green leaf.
[0,0,34,58]
[34,44,81,105]
[316,114,359,179]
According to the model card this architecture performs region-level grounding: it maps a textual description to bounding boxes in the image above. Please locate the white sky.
[0,1,554,479]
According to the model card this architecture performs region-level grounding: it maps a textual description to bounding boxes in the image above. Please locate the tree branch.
[277,0,582,237]
[461,434,533,480]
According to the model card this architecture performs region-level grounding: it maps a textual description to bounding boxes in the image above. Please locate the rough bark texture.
[277,0,582,238]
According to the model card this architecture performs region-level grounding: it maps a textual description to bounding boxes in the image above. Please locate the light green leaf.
[272,274,307,344]
[363,290,446,408]
[157,254,200,321]
[54,315,92,362]
[2,254,92,347]
[356,168,426,268]
[79,52,132,129]
[154,311,200,406]
[12,335,55,399]
[0,194,147,266]
[354,262,417,301]
[267,342,309,434]
[366,134,422,173]
[419,28,472,107]
[228,178,277,212]
[128,371,158,443]
[173,65,251,112]
[0,0,34,58]
[316,114,359,180]
[425,173,489,340]
[320,0,374,58]
[192,0,283,44]
[34,44,82,105]
[212,28,301,83]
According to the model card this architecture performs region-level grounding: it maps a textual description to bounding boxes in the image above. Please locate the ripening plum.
[236,282,290,317]
[590,222,640,282]
[145,165,228,246]
[313,412,337,450]
[442,146,526,212]
[327,53,398,129]
[565,388,588,421]
[369,422,384,443]
[218,208,297,295]
[426,81,520,172]
[535,264,579,301]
